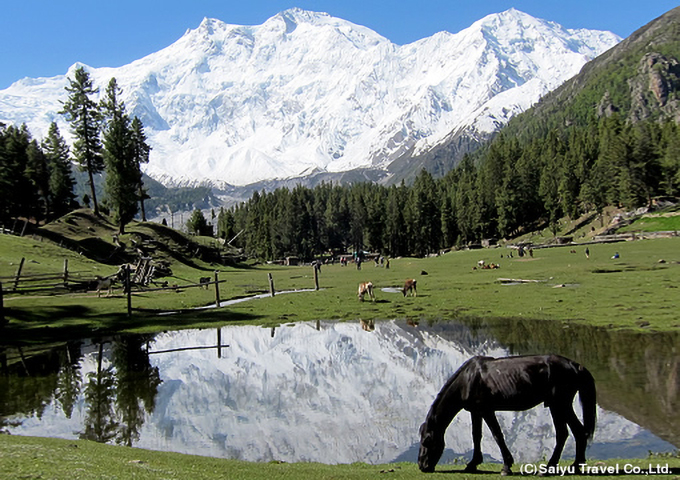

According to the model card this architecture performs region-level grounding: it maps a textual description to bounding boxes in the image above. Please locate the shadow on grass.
[1,304,263,347]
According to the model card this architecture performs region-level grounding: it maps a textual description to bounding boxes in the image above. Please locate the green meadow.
[2,227,679,479]
[3,233,679,345]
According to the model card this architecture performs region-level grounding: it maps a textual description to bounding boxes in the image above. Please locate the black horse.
[418,354,596,475]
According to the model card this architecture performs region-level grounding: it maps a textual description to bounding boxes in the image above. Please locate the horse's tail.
[577,365,597,443]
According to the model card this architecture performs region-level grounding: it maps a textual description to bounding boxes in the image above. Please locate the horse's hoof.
[463,465,478,473]
[501,467,513,476]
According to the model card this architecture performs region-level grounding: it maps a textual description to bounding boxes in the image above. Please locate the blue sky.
[1,1,678,89]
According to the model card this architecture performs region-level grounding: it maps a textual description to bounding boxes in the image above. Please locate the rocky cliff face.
[629,52,680,122]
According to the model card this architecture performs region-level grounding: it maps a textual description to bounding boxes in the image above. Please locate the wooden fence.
[0,259,226,320]
[0,259,322,325]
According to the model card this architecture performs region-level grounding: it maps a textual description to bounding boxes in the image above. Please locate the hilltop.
[411,6,680,178]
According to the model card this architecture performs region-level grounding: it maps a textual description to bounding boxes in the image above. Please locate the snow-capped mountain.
[0,8,620,187]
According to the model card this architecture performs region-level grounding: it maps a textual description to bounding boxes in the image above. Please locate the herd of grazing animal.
[93,266,214,297]
[358,278,417,302]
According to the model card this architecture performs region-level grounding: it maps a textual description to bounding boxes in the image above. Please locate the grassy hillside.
[2,208,680,348]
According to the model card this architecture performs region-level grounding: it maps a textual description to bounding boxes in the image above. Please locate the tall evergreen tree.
[129,117,151,221]
[661,122,680,195]
[42,122,76,219]
[384,183,408,256]
[408,169,440,256]
[0,125,37,222]
[101,78,138,234]
[61,66,103,215]
[26,139,51,222]
[187,208,210,236]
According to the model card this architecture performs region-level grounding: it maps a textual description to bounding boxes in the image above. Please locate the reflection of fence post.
[63,259,69,286]
[13,257,25,292]
[214,271,221,307]
[126,264,132,318]
[268,273,275,297]
[217,328,222,358]
[313,264,319,290]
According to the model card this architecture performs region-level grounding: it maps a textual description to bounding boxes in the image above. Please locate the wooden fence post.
[126,264,132,318]
[0,280,5,326]
[63,259,69,286]
[313,264,319,290]
[268,273,275,297]
[214,271,221,307]
[13,257,25,292]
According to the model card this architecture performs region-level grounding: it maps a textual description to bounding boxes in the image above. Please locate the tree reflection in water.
[0,320,677,463]
[1,335,161,445]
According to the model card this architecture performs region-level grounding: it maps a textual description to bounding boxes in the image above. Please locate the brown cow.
[358,281,375,302]
[402,278,417,297]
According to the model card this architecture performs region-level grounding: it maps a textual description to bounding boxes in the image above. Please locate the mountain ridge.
[0,8,620,188]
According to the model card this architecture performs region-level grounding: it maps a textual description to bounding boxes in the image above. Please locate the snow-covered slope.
[0,8,620,187]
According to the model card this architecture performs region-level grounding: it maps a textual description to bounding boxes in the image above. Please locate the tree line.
[0,67,151,233]
[216,114,680,261]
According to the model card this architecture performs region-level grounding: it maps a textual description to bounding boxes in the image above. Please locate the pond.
[1,317,678,465]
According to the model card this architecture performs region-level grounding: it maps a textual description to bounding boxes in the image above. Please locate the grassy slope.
[0,435,678,480]
[2,215,680,346]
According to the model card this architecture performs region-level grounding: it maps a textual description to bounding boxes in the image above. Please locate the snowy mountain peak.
[0,9,621,187]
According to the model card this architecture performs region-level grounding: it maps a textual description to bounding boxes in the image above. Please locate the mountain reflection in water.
[1,318,677,464]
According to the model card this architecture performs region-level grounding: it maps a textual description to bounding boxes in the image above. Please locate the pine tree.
[101,78,138,234]
[409,169,440,256]
[187,208,209,236]
[25,139,50,222]
[42,122,76,219]
[217,207,236,242]
[60,66,104,215]
[0,124,37,222]
[129,117,151,221]
[661,122,680,195]
[384,183,408,256]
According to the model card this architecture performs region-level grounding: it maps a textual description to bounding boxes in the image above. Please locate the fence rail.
[1,258,226,320]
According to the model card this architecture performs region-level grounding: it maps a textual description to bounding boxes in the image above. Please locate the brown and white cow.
[358,281,375,302]
[402,278,417,297]
[94,265,128,297]
[95,275,115,297]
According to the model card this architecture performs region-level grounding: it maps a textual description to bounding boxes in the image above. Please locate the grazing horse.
[402,278,417,297]
[357,281,375,302]
[418,354,596,475]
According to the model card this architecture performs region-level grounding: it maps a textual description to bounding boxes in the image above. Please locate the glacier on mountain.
[0,8,620,187]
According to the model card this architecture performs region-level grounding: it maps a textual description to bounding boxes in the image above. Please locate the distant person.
[612,252,619,259]
[585,247,590,259]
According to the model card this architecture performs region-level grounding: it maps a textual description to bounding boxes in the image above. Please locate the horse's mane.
[425,356,488,428]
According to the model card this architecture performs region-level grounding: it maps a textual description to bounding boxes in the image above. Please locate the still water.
[1,317,678,465]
